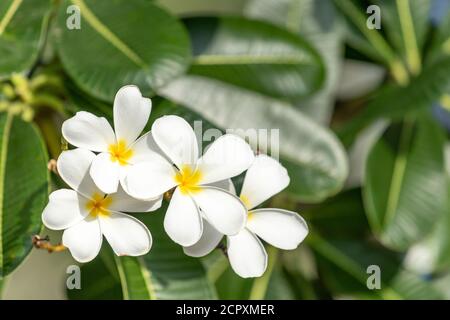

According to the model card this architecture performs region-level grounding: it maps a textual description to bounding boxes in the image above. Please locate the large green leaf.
[403,149,450,274]
[159,76,348,202]
[309,234,444,299]
[184,16,325,100]
[56,0,191,101]
[245,0,345,124]
[0,0,50,78]
[0,112,49,277]
[67,245,123,300]
[68,204,216,300]
[303,188,370,239]
[338,56,450,145]
[363,114,447,251]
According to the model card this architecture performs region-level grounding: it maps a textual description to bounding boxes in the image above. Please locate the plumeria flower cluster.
[183,155,308,278]
[41,85,309,277]
[42,148,159,262]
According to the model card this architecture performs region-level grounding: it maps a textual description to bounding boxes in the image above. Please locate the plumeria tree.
[0,0,449,300]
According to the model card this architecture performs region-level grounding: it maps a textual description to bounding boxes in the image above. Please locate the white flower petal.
[62,218,102,263]
[57,149,100,198]
[164,188,203,246]
[192,186,246,236]
[124,157,177,200]
[152,115,198,168]
[128,131,164,164]
[207,179,236,195]
[113,86,151,146]
[90,152,121,194]
[183,219,223,257]
[227,229,267,278]
[240,155,290,209]
[246,209,308,250]
[108,185,162,213]
[99,211,152,257]
[197,134,254,185]
[42,189,89,230]
[62,111,115,152]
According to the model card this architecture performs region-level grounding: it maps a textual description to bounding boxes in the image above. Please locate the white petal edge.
[207,179,236,195]
[197,134,254,185]
[191,186,246,236]
[113,85,151,147]
[89,152,120,194]
[240,154,290,209]
[128,131,165,165]
[183,219,223,257]
[124,156,177,200]
[99,211,152,257]
[62,111,115,152]
[108,185,162,213]
[152,115,199,168]
[57,148,100,198]
[227,228,268,278]
[246,209,308,250]
[62,218,102,263]
[42,189,89,230]
[164,188,203,246]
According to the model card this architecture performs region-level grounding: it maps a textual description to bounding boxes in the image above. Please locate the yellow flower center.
[86,193,112,218]
[247,211,254,221]
[174,165,203,195]
[240,195,251,209]
[108,140,133,166]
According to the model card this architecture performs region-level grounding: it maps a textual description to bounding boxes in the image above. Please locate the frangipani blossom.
[62,85,159,195]
[125,115,255,247]
[42,148,160,263]
[183,154,309,278]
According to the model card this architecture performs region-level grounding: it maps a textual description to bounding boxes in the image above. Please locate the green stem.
[383,119,414,227]
[306,233,402,300]
[34,113,62,159]
[334,0,409,85]
[396,0,421,75]
[249,246,278,300]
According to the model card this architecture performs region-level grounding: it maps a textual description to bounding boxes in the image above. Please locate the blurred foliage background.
[0,0,450,299]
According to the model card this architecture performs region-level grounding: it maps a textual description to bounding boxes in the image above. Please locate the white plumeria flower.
[42,148,161,263]
[183,154,309,278]
[62,85,159,195]
[125,115,255,247]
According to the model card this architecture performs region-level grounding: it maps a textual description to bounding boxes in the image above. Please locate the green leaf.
[263,265,296,299]
[56,0,191,101]
[333,0,409,85]
[215,266,253,300]
[184,16,324,100]
[406,161,450,273]
[67,245,123,300]
[428,10,450,64]
[68,204,216,300]
[0,112,49,277]
[338,56,450,145]
[245,0,345,124]
[159,76,348,202]
[0,0,50,78]
[303,188,370,239]
[309,234,444,299]
[372,0,430,75]
[363,114,447,251]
